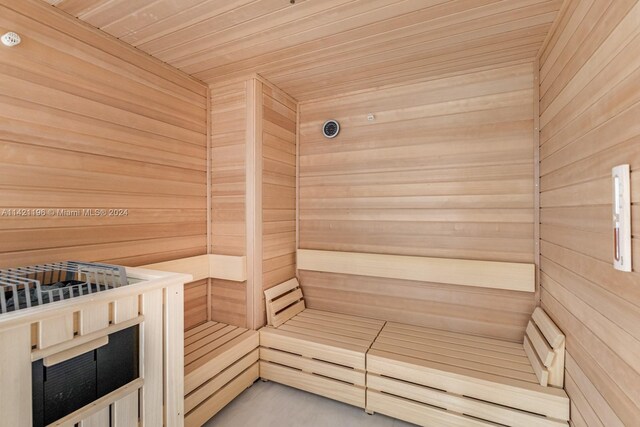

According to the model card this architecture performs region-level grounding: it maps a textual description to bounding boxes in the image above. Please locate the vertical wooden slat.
[253,79,264,329]
[79,407,110,427]
[165,283,184,427]
[245,77,263,330]
[113,295,139,323]
[141,289,163,427]
[206,89,212,255]
[80,303,110,335]
[295,103,301,267]
[0,325,32,427]
[206,278,212,322]
[38,313,74,348]
[533,58,541,301]
[112,390,139,427]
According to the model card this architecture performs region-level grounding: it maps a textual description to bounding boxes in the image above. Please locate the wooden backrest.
[264,278,306,327]
[297,249,535,292]
[523,307,566,388]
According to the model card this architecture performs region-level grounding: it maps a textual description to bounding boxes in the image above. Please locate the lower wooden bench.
[366,320,570,427]
[261,278,570,426]
[184,321,259,427]
[260,279,385,408]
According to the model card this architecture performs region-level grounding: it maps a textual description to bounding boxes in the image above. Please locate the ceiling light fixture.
[1,32,21,47]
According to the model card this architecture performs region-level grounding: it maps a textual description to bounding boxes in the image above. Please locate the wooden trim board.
[47,379,144,427]
[245,78,263,330]
[142,255,210,282]
[209,255,248,282]
[206,89,213,255]
[297,250,535,292]
[140,254,247,282]
[251,79,264,330]
[533,58,541,298]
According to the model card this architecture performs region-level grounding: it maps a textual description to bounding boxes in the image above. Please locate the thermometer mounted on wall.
[612,164,632,272]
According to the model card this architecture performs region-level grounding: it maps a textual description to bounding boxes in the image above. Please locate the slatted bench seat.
[366,308,570,427]
[259,278,385,408]
[184,321,259,427]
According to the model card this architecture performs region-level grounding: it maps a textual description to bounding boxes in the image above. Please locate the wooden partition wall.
[210,80,250,327]
[298,62,538,341]
[210,77,297,329]
[260,84,297,318]
[538,1,640,425]
[0,0,208,269]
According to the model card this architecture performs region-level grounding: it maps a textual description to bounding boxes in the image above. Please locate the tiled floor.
[204,380,415,427]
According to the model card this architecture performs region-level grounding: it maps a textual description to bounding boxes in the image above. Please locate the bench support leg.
[365,409,374,415]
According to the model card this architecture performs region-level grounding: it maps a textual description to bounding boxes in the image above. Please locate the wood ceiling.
[43,0,563,100]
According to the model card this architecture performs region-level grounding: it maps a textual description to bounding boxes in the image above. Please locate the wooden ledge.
[297,250,534,293]
[141,254,247,282]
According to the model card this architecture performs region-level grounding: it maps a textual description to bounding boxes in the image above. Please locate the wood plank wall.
[210,81,249,327]
[259,83,297,327]
[298,62,538,341]
[0,0,208,269]
[209,78,298,328]
[210,78,298,329]
[538,1,640,425]
[184,279,208,330]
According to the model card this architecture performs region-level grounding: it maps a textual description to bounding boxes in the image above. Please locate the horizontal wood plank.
[298,249,535,292]
[0,0,207,268]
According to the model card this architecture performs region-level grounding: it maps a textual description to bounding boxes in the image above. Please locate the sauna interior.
[0,0,638,426]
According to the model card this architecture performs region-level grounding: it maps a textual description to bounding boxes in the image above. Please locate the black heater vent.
[32,326,139,426]
[33,352,96,426]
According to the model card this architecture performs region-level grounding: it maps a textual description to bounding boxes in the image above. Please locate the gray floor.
[204,380,416,427]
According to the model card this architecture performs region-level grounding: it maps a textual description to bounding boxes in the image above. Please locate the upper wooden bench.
[184,321,259,427]
[259,278,385,408]
[367,308,570,426]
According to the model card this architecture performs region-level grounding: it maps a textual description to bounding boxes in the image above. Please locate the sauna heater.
[0,261,129,314]
[0,261,140,426]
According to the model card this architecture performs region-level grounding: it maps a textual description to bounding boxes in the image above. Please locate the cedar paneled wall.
[538,1,640,425]
[0,0,208,269]
[210,81,249,328]
[209,78,298,329]
[260,83,297,326]
[184,279,208,330]
[298,63,537,341]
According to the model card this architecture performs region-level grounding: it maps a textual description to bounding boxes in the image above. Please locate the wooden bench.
[184,321,259,427]
[259,278,569,426]
[259,278,385,408]
[366,308,570,426]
